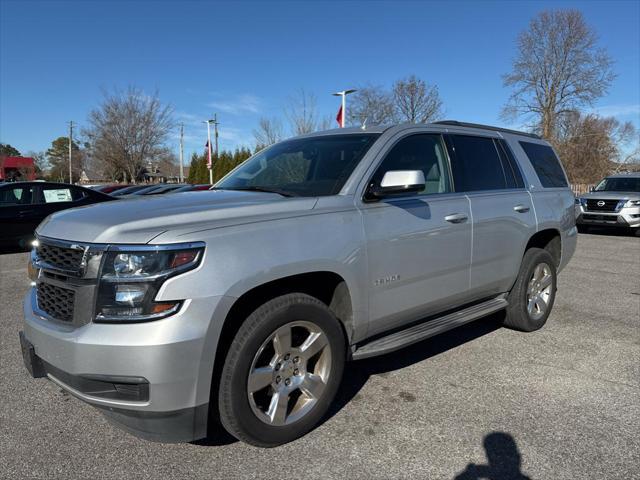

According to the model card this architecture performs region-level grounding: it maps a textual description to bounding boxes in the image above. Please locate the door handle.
[514,205,530,213]
[444,213,468,224]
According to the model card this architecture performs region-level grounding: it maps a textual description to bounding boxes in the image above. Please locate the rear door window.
[447,135,506,192]
[519,142,568,188]
[37,185,86,203]
[0,186,35,205]
[496,139,525,189]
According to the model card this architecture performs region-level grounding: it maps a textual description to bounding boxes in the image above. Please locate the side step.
[352,297,508,360]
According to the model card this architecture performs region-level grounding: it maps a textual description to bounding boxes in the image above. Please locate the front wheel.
[504,248,557,332]
[218,293,345,447]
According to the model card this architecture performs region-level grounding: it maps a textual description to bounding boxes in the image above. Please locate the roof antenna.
[361,116,368,130]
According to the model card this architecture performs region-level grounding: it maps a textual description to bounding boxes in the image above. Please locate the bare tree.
[553,111,636,183]
[348,84,395,126]
[318,115,335,131]
[253,117,284,148]
[392,75,444,124]
[85,87,174,183]
[285,89,317,135]
[502,9,615,139]
[26,150,49,175]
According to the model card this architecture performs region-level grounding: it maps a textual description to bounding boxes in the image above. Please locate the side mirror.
[366,170,426,200]
[590,186,595,192]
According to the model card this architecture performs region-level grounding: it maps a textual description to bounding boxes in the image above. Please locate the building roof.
[1,156,35,168]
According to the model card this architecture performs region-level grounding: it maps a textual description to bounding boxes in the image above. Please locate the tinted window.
[218,134,379,197]
[37,185,86,204]
[448,135,506,191]
[594,176,640,192]
[0,185,35,205]
[519,142,567,188]
[371,134,451,195]
[496,139,525,189]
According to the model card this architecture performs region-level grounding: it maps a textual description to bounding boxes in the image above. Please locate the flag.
[336,104,343,128]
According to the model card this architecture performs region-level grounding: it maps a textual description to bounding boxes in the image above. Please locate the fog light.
[27,261,40,282]
[115,285,147,305]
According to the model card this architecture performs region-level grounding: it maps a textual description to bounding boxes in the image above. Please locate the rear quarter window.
[519,141,568,188]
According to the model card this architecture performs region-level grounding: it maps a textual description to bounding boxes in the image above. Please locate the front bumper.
[576,207,640,228]
[21,288,228,442]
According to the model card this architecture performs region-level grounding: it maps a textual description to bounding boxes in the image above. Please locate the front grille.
[586,199,620,212]
[37,283,75,322]
[582,214,620,223]
[36,243,85,273]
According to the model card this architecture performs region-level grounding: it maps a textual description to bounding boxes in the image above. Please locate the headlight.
[95,243,204,322]
[575,198,587,207]
[623,199,640,208]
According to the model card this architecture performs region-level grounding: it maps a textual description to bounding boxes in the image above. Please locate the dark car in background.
[142,184,185,195]
[0,182,114,250]
[110,185,151,196]
[91,184,131,194]
[170,184,211,193]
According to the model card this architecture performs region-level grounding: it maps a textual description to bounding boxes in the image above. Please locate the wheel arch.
[524,228,562,268]
[206,270,355,428]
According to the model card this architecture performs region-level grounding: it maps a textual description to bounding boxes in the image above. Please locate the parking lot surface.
[1,232,638,479]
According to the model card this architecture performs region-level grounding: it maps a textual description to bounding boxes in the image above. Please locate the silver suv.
[20,121,577,447]
[575,173,640,232]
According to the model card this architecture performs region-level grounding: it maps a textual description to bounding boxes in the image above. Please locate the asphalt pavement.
[1,231,638,479]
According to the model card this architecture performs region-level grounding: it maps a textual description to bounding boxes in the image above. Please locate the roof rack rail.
[432,120,541,139]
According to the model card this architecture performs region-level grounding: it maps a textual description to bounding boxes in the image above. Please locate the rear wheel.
[218,293,345,447]
[504,248,557,332]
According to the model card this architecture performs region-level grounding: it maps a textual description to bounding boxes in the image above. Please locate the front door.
[359,133,472,337]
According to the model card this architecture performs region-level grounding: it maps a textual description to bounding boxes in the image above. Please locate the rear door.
[360,133,473,336]
[0,184,38,246]
[445,134,536,299]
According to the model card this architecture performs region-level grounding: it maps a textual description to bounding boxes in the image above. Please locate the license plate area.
[19,331,46,378]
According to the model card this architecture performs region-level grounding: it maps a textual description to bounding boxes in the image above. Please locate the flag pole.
[205,119,213,184]
[333,89,356,128]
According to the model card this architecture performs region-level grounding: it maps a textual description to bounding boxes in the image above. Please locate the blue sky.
[1,0,638,160]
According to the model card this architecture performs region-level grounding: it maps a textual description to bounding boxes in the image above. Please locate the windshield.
[216,134,380,197]
[595,177,640,192]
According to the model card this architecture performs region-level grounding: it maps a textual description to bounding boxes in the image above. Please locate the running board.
[352,297,508,360]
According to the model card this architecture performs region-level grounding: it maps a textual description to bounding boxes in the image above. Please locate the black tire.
[218,293,345,447]
[504,248,557,332]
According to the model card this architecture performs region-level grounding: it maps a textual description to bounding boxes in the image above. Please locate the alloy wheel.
[247,321,332,426]
[526,262,553,321]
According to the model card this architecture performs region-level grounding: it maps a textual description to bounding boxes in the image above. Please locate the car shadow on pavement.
[324,311,505,425]
[580,226,639,237]
[454,431,531,480]
[0,245,29,255]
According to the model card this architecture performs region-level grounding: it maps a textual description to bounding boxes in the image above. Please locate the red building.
[0,156,36,181]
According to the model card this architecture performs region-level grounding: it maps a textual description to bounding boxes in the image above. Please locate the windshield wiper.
[212,186,298,197]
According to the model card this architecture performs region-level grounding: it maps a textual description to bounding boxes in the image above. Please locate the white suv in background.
[576,173,640,233]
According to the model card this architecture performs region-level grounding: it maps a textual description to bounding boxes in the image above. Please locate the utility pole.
[68,121,74,183]
[179,123,184,183]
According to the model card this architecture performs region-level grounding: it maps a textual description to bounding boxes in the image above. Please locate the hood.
[37,190,318,244]
[580,191,640,200]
